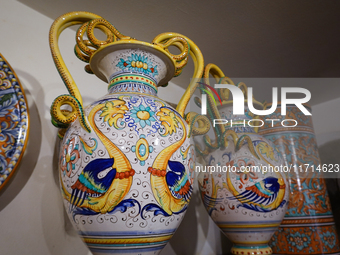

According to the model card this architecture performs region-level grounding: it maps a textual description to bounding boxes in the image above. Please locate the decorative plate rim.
[0,52,30,191]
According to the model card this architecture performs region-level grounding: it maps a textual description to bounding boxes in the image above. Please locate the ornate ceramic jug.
[195,64,289,255]
[49,12,208,255]
[260,104,340,254]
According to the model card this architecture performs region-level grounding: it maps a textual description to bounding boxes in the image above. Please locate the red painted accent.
[150,68,154,73]
[198,82,223,106]
[123,62,128,67]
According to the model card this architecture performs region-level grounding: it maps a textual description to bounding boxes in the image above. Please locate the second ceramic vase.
[196,65,289,255]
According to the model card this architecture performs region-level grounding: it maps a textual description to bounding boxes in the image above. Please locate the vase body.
[259,104,340,254]
[197,104,289,255]
[58,46,195,255]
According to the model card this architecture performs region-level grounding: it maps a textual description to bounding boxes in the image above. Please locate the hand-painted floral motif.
[130,104,157,128]
[60,137,80,177]
[320,231,336,249]
[271,225,340,254]
[0,54,29,188]
[233,159,258,186]
[287,231,311,251]
[116,54,159,76]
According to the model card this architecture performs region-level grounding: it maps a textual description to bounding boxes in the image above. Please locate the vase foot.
[231,244,272,255]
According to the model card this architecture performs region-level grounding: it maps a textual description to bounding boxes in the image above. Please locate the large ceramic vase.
[195,65,289,255]
[49,12,206,255]
[259,104,340,254]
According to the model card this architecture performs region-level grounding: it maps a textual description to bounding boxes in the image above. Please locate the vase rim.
[89,40,176,86]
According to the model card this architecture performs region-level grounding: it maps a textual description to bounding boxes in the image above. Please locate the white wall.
[1,1,339,255]
[0,1,228,255]
[312,97,340,146]
[312,98,340,184]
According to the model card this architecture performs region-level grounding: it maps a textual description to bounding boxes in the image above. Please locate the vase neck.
[224,118,257,134]
[108,73,158,96]
[219,104,256,134]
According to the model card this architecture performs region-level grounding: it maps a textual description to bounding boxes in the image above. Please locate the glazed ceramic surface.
[49,12,206,255]
[260,104,340,254]
[60,92,195,255]
[197,102,289,255]
[0,53,29,190]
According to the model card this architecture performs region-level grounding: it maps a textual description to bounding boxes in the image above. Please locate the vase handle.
[49,12,101,133]
[49,11,130,134]
[152,33,204,118]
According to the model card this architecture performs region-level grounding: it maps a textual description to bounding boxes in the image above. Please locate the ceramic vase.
[49,12,207,255]
[195,66,289,255]
[259,104,340,254]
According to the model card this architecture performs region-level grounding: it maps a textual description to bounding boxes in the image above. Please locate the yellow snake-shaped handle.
[198,64,231,151]
[50,12,205,135]
[185,112,211,138]
[49,11,131,133]
[198,64,263,156]
[152,33,204,118]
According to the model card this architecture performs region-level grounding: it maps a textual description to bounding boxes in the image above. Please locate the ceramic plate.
[0,53,29,190]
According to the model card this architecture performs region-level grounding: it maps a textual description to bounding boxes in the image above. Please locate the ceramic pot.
[196,95,289,255]
[260,104,340,254]
[49,12,206,255]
